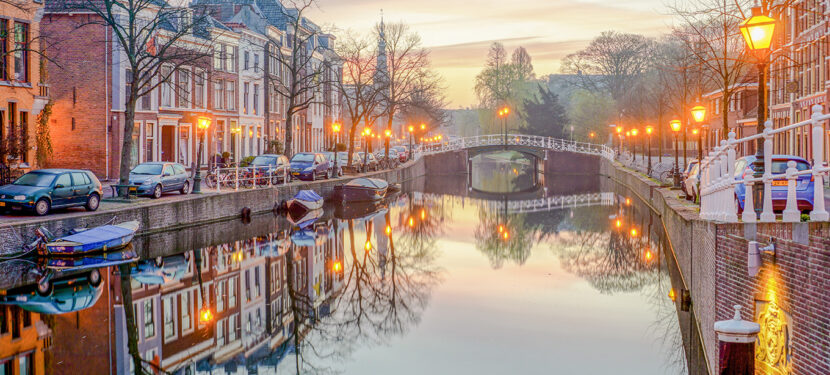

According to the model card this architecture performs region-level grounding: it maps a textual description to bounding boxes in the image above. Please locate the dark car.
[0,270,104,314]
[0,169,103,216]
[250,154,291,183]
[129,162,191,199]
[290,152,332,181]
[357,152,379,172]
[392,146,408,162]
[336,152,364,172]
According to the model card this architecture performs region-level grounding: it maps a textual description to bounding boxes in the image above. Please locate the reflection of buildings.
[0,307,48,375]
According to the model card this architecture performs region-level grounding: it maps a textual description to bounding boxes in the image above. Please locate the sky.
[308,0,676,108]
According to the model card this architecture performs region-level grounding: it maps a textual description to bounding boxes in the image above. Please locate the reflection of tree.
[474,202,534,269]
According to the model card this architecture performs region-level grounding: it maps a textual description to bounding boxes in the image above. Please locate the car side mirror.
[56,184,66,188]
[163,172,172,177]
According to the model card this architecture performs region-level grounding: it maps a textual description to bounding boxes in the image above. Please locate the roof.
[254,0,292,30]
[30,169,88,174]
[227,4,268,34]
[46,0,169,13]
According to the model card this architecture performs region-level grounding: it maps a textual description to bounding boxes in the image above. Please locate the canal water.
[0,154,703,374]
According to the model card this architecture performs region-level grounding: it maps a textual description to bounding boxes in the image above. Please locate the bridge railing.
[417,134,615,160]
[699,104,830,223]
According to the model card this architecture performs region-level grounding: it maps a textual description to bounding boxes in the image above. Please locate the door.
[161,126,176,162]
[161,164,177,191]
[71,172,92,204]
[52,173,74,207]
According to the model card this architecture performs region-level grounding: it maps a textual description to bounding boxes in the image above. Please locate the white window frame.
[162,296,177,342]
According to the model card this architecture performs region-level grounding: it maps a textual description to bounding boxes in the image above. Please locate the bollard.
[811,104,829,221]
[782,160,800,222]
[742,180,756,223]
[760,121,775,222]
[714,305,760,375]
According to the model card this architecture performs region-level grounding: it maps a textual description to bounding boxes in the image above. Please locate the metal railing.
[417,134,615,160]
[206,165,291,191]
[482,192,615,214]
[699,104,829,223]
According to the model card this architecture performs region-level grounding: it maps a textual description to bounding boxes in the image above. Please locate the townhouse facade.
[42,0,341,180]
[0,0,49,178]
[0,306,48,375]
[702,82,760,156]
[768,0,830,161]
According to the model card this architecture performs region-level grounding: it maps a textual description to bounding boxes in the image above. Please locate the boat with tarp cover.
[286,190,323,215]
[40,221,139,256]
[334,178,388,203]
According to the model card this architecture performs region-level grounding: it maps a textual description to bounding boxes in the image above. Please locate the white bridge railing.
[418,134,615,160]
[482,192,615,214]
[699,104,830,223]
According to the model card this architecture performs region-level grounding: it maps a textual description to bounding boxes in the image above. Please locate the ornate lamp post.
[498,106,510,148]
[408,125,415,160]
[691,105,706,163]
[740,5,776,216]
[616,126,623,154]
[332,122,341,176]
[670,119,682,187]
[646,126,654,175]
[631,128,639,161]
[193,117,211,194]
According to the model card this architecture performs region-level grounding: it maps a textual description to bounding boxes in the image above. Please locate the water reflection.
[0,173,701,374]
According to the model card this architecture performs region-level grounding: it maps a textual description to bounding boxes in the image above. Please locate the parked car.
[357,152,379,171]
[322,152,343,177]
[336,152,364,172]
[0,270,104,314]
[392,146,408,162]
[249,154,291,183]
[682,159,699,201]
[734,155,814,213]
[290,152,332,181]
[0,169,103,216]
[129,162,191,199]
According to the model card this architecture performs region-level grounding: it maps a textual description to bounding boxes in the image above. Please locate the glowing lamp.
[645,126,653,135]
[616,127,622,134]
[589,132,596,138]
[670,120,682,133]
[625,131,630,137]
[625,198,631,206]
[615,219,622,229]
[385,225,392,235]
[408,125,414,133]
[669,288,676,302]
[333,261,342,272]
[408,217,415,227]
[364,240,372,251]
[630,228,638,237]
[692,128,700,135]
[645,249,653,261]
[740,7,776,53]
[502,231,509,240]
[385,129,392,137]
[199,306,214,324]
[420,123,426,130]
[332,123,341,133]
[420,209,425,220]
[691,105,706,124]
[198,117,211,130]
[631,128,638,136]
[498,224,504,233]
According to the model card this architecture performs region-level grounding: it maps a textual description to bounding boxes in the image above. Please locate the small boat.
[334,178,388,203]
[334,201,388,221]
[286,190,324,214]
[40,221,140,255]
[287,208,323,229]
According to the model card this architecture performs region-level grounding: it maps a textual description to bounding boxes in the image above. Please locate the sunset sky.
[309,0,676,107]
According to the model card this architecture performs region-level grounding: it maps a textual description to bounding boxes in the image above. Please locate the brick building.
[0,0,49,175]
[0,306,48,375]
[702,81,760,156]
[768,0,829,161]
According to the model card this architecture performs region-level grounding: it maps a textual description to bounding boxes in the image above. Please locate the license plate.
[772,180,788,186]
[0,202,4,207]
[292,172,299,176]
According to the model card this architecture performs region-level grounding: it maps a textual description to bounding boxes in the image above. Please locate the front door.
[161,126,176,162]
[52,173,74,207]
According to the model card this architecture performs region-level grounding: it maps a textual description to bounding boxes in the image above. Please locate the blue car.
[734,155,814,213]
[289,153,331,181]
[0,169,103,216]
[128,162,191,199]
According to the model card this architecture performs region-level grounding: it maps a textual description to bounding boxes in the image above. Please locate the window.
[0,360,10,375]
[143,300,155,338]
[228,277,237,308]
[253,54,259,72]
[10,308,19,338]
[254,266,261,298]
[177,69,190,108]
[217,319,225,346]
[214,81,224,110]
[194,71,205,108]
[227,46,236,72]
[0,307,7,334]
[229,316,237,341]
[226,82,236,110]
[214,46,223,71]
[0,20,7,80]
[161,66,173,107]
[71,172,89,186]
[18,353,31,375]
[181,292,191,331]
[178,125,190,165]
[125,69,133,107]
[244,51,249,70]
[253,84,259,115]
[246,313,251,333]
[243,83,249,114]
[13,22,28,82]
[216,120,225,155]
[145,123,155,162]
[245,269,251,301]
[55,173,71,187]
[163,297,174,339]
[217,280,226,312]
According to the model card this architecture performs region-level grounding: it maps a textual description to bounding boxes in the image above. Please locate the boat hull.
[335,185,387,203]
[43,221,140,256]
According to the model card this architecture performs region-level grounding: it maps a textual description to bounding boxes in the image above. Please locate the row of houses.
[1,0,342,180]
[701,1,830,162]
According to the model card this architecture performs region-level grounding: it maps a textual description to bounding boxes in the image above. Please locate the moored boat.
[286,190,324,214]
[334,178,388,203]
[40,221,140,256]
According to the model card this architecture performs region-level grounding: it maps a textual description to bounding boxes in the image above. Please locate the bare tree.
[266,0,330,157]
[51,0,212,194]
[335,31,384,168]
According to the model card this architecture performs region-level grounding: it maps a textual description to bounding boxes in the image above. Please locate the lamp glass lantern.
[670,120,682,133]
[740,8,776,53]
[691,105,706,124]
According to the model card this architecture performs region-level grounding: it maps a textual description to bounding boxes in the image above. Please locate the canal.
[0,154,706,374]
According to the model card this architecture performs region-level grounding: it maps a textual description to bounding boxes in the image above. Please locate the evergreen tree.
[519,85,569,138]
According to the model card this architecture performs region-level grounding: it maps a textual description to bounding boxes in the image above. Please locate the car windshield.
[252,156,277,166]
[291,154,314,163]
[771,160,810,174]
[131,164,163,175]
[13,172,56,187]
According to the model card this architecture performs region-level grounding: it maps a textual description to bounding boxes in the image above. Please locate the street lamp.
[740,5,776,216]
[408,125,415,160]
[631,128,639,161]
[332,122,341,176]
[670,119,682,187]
[645,126,654,175]
[498,106,510,148]
[193,117,211,194]
[691,105,706,164]
[362,128,372,171]
[616,126,623,155]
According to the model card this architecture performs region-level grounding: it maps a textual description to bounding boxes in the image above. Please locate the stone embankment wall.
[0,157,427,254]
[602,159,830,375]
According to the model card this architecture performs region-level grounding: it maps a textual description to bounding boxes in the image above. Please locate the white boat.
[286,190,323,214]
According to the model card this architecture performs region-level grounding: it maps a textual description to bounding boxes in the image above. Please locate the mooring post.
[714,305,760,375]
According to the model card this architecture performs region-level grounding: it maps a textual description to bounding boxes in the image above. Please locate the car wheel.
[34,198,50,216]
[85,193,100,211]
[180,181,190,195]
[88,269,102,287]
[152,184,163,199]
[36,279,53,297]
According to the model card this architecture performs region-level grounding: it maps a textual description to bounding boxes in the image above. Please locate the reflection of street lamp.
[645,126,653,175]
[670,119,682,187]
[740,5,776,217]
[193,117,211,194]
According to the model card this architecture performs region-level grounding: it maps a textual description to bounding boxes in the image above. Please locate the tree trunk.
[285,110,294,157]
[118,96,138,197]
[347,122,357,168]
[118,264,143,374]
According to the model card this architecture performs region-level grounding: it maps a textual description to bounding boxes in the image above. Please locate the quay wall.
[0,157,427,254]
[601,159,830,375]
